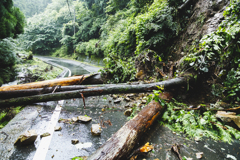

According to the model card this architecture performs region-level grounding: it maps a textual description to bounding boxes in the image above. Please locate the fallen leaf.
[140,142,154,153]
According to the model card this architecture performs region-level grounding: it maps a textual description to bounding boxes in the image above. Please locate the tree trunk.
[0,84,103,99]
[0,73,103,92]
[88,100,164,160]
[0,77,190,107]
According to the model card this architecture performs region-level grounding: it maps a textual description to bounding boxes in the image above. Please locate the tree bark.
[0,77,190,107]
[88,100,164,160]
[0,73,103,92]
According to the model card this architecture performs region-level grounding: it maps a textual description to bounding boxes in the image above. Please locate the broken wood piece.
[0,77,191,107]
[171,144,183,160]
[79,92,86,108]
[88,100,164,160]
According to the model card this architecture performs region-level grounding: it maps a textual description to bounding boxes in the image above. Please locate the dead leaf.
[140,142,154,153]
[216,111,240,128]
[130,155,138,160]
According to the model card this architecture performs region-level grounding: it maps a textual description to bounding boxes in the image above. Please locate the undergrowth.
[0,106,23,129]
[160,99,240,143]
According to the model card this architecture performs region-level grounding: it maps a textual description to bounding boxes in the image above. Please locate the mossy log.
[88,100,164,160]
[0,77,190,107]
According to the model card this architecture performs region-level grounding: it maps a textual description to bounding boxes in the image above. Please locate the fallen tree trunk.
[0,86,85,99]
[88,100,164,160]
[0,77,190,107]
[0,84,103,99]
[0,73,103,92]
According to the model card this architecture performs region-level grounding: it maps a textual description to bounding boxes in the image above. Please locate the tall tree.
[0,0,25,39]
[0,0,25,86]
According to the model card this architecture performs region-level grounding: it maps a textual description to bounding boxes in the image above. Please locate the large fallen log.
[88,100,164,160]
[0,77,190,107]
[0,75,86,91]
[0,84,103,99]
[0,73,103,92]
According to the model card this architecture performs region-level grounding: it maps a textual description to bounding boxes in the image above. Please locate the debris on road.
[14,130,38,146]
[91,124,101,136]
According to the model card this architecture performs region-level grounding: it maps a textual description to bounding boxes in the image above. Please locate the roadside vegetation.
[1,0,240,147]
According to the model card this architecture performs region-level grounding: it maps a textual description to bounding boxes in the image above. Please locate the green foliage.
[0,38,18,86]
[71,157,84,160]
[76,39,103,56]
[146,85,165,105]
[105,0,130,14]
[0,0,25,39]
[182,0,240,103]
[101,55,136,83]
[19,0,71,55]
[13,0,52,18]
[16,58,63,82]
[183,0,240,73]
[161,99,240,143]
[0,106,23,129]
[223,68,240,103]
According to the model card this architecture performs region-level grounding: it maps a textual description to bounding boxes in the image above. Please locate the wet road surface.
[2,56,240,160]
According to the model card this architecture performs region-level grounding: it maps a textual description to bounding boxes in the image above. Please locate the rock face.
[173,0,229,60]
[91,124,102,136]
[14,130,38,146]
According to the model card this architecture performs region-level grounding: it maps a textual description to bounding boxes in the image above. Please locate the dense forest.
[0,0,239,104]
[0,0,25,86]
[9,0,238,105]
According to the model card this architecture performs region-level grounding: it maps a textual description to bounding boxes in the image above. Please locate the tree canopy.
[0,0,25,39]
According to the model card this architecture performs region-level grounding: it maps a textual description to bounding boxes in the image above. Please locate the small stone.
[91,124,101,136]
[14,130,38,146]
[54,126,62,131]
[195,137,201,142]
[77,116,92,122]
[196,152,203,159]
[72,117,78,122]
[141,100,147,104]
[40,132,51,138]
[114,98,121,103]
[124,109,133,116]
[127,94,135,98]
[124,103,131,108]
[112,95,118,99]
[71,139,79,144]
[124,97,131,102]
[139,93,145,97]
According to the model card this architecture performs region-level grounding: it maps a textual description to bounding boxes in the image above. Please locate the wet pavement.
[2,56,240,160]
[8,95,129,160]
